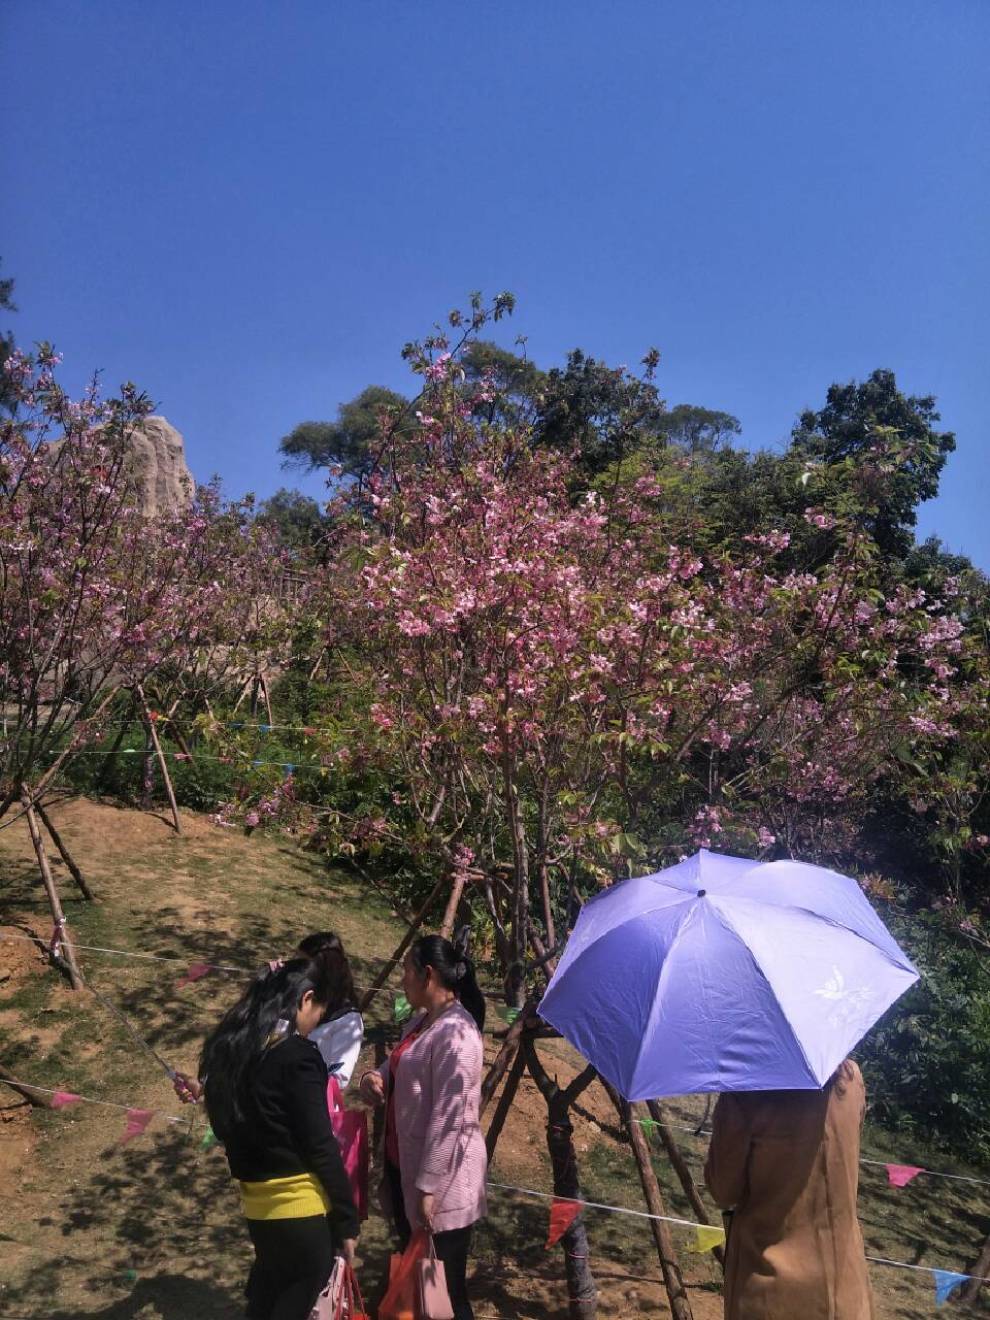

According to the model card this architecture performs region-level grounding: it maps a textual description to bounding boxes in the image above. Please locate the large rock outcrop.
[123,415,194,517]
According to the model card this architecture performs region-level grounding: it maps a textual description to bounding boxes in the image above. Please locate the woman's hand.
[359,1070,386,1107]
[172,1072,203,1105]
[417,1191,435,1230]
[340,1237,358,1266]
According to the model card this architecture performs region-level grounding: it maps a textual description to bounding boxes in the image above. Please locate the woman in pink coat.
[360,935,487,1320]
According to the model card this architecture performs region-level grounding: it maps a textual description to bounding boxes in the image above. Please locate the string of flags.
[632,1113,990,1190]
[1,1078,986,1307]
[0,929,512,1006]
[4,927,990,1202]
[6,925,990,1194]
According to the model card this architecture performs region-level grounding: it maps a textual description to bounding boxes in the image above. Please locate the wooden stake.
[358,872,448,1013]
[21,791,84,990]
[480,1004,531,1115]
[646,1099,724,1269]
[138,685,181,834]
[34,799,94,901]
[603,1082,694,1320]
[485,1043,527,1162]
[0,1068,56,1109]
[960,1232,990,1304]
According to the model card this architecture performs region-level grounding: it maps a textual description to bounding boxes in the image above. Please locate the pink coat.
[379,1002,488,1233]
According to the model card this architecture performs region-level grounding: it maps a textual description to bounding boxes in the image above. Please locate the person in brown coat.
[704,1059,875,1320]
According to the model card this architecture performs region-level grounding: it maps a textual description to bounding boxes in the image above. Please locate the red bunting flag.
[50,1091,81,1109]
[886,1163,924,1187]
[120,1108,154,1145]
[546,1197,582,1248]
[176,962,212,989]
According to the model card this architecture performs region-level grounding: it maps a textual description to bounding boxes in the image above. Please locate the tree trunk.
[141,730,155,810]
[646,1099,724,1269]
[524,1036,598,1320]
[604,1084,694,1320]
[21,791,84,990]
[439,872,466,940]
[34,799,94,901]
[358,872,448,1013]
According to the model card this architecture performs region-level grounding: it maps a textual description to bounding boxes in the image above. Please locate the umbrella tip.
[696,889,707,898]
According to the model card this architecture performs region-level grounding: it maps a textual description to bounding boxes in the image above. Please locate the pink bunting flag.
[545,1197,582,1249]
[886,1163,925,1187]
[50,1091,81,1110]
[176,962,212,989]
[120,1108,154,1145]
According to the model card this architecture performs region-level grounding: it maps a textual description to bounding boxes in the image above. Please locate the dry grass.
[1,796,987,1317]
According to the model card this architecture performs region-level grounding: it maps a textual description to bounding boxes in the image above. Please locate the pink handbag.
[310,1258,369,1320]
[416,1234,454,1320]
[326,1075,369,1221]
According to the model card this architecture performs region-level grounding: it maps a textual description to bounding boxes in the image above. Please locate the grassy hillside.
[1,797,987,1318]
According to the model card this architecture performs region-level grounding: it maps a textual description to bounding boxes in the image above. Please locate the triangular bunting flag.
[200,1124,218,1150]
[886,1163,924,1187]
[176,962,212,989]
[933,1269,967,1306]
[546,1197,582,1248]
[393,993,412,1024]
[120,1108,154,1145]
[687,1224,726,1253]
[50,1091,82,1110]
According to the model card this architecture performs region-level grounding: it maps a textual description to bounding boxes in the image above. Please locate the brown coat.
[704,1062,874,1320]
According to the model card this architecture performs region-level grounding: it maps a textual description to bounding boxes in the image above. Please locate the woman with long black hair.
[201,956,360,1320]
[360,934,487,1320]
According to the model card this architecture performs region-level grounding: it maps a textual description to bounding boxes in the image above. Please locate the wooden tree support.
[524,1035,599,1320]
[0,1068,55,1109]
[138,685,181,834]
[358,871,448,1013]
[34,799,94,901]
[603,1081,694,1320]
[485,1042,527,1162]
[960,1231,990,1305]
[646,1099,724,1270]
[21,791,84,990]
[480,1003,532,1115]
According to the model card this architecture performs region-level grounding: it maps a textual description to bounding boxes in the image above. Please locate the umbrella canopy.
[538,849,918,1099]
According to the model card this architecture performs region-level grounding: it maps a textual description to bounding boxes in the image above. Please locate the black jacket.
[222,1033,359,1241]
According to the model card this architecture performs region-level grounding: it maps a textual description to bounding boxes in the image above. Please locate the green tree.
[532,347,665,475]
[256,488,327,552]
[0,259,18,415]
[278,385,409,483]
[790,368,955,557]
[660,403,740,453]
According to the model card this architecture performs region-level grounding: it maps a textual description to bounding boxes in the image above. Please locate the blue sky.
[3,1,988,566]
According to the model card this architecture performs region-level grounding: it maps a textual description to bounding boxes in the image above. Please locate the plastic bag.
[327,1075,369,1221]
[378,1229,429,1320]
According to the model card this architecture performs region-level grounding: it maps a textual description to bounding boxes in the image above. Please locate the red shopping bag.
[327,1076,369,1221]
[378,1230,429,1320]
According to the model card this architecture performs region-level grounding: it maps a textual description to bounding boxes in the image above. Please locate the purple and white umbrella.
[538,849,918,1099]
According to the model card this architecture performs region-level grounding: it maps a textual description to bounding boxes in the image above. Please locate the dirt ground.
[1,796,987,1318]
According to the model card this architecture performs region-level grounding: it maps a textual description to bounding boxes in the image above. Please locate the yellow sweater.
[238,1171,331,1221]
